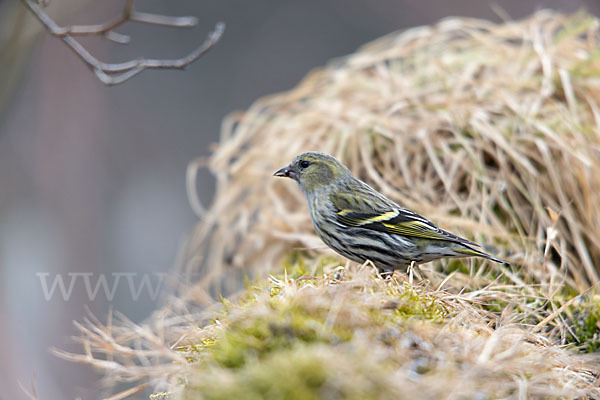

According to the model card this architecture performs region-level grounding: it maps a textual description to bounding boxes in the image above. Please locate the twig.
[22,0,225,85]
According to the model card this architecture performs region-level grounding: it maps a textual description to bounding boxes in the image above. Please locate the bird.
[273,151,508,274]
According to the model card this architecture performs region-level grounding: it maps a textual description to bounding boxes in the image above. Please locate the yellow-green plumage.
[274,152,508,272]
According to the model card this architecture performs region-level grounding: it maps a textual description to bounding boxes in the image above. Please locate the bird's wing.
[330,192,477,245]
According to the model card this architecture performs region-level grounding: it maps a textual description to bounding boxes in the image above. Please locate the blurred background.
[1,0,598,398]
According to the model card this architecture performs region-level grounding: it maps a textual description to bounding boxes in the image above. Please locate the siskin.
[274,152,508,273]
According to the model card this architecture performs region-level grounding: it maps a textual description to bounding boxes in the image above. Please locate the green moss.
[565,298,600,352]
[180,272,451,381]
[184,344,395,400]
[210,301,353,369]
[181,276,417,399]
[392,283,449,320]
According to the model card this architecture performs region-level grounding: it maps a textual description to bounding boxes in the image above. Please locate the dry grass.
[59,11,600,399]
[185,10,600,294]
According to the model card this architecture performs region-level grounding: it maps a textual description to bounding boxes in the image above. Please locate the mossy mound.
[171,263,599,399]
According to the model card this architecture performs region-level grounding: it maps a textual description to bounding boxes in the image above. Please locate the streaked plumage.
[274,152,508,272]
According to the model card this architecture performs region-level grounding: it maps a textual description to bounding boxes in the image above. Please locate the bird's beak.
[273,164,296,179]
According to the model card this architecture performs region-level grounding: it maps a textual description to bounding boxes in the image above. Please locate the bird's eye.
[299,160,311,169]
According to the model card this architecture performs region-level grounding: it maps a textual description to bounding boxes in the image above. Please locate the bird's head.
[274,152,349,194]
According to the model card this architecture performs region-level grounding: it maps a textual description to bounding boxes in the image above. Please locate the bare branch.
[22,0,225,85]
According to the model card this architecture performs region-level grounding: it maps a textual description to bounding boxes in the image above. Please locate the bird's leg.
[407,261,425,283]
[414,263,425,279]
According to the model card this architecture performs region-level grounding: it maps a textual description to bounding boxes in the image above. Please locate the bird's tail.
[453,245,510,265]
